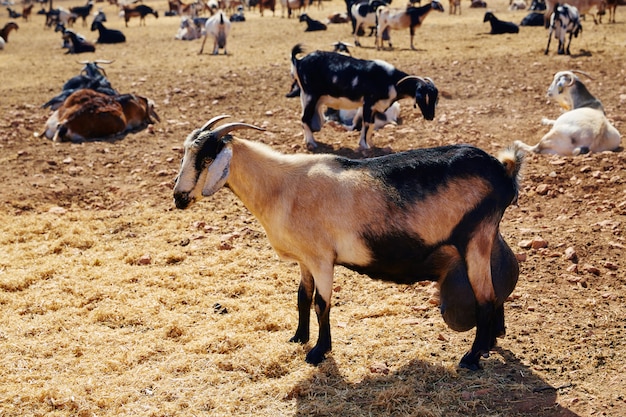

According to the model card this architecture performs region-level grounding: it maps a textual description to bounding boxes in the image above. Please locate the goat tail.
[291,43,305,63]
[497,143,524,180]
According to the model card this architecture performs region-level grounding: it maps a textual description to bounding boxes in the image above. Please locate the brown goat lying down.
[38,89,160,142]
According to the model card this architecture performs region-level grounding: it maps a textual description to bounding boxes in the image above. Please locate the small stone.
[530,237,548,249]
[536,184,549,195]
[48,206,66,214]
[582,264,600,276]
[564,246,577,261]
[369,362,389,375]
[138,254,152,265]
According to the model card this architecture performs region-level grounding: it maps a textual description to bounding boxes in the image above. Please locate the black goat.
[299,13,327,31]
[91,21,126,43]
[483,11,520,34]
[290,44,438,150]
[7,7,22,18]
[43,61,118,110]
[69,0,93,27]
[520,11,545,26]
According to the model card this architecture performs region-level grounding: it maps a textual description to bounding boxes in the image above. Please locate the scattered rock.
[48,206,66,214]
[564,246,577,262]
[138,254,152,265]
[369,362,389,375]
[582,264,600,276]
[536,184,549,195]
[531,237,548,249]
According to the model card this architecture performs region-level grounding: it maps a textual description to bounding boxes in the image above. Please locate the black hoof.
[459,352,483,371]
[289,334,308,344]
[305,346,327,365]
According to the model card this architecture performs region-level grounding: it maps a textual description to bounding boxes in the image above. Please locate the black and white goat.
[42,60,117,110]
[0,22,18,45]
[299,13,327,31]
[199,10,231,55]
[483,11,520,33]
[290,44,438,150]
[376,1,445,50]
[63,29,96,54]
[173,115,523,371]
[545,3,582,55]
[350,0,390,47]
[91,21,126,43]
[515,70,621,155]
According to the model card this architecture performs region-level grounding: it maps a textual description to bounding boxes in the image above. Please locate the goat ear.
[202,145,232,196]
[556,75,569,93]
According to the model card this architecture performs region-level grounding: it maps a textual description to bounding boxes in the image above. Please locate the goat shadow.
[291,347,582,417]
[51,125,153,144]
[570,49,592,58]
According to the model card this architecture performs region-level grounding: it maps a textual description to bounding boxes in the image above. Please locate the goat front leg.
[357,102,378,150]
[289,265,314,344]
[300,94,321,150]
[460,224,498,370]
[198,34,208,55]
[460,302,496,370]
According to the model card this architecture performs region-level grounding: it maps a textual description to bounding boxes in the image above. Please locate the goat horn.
[570,69,594,80]
[200,115,232,132]
[212,122,266,139]
[396,75,426,87]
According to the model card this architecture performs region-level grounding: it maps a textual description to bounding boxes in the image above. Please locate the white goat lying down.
[515,70,621,155]
[174,115,524,371]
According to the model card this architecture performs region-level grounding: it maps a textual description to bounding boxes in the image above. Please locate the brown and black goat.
[173,115,524,371]
[38,89,159,142]
[122,4,159,27]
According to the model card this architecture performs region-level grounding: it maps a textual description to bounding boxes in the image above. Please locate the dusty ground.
[0,0,625,416]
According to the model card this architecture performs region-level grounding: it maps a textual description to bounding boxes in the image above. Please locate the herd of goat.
[1,0,621,53]
[1,0,623,371]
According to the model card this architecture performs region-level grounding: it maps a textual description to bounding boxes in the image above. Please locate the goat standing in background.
[199,10,231,55]
[173,115,523,371]
[545,3,582,55]
[376,1,445,50]
[291,44,438,150]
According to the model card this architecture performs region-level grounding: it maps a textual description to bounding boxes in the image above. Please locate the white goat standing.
[199,10,231,55]
[515,70,621,155]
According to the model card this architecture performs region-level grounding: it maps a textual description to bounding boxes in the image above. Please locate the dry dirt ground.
[0,0,625,416]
